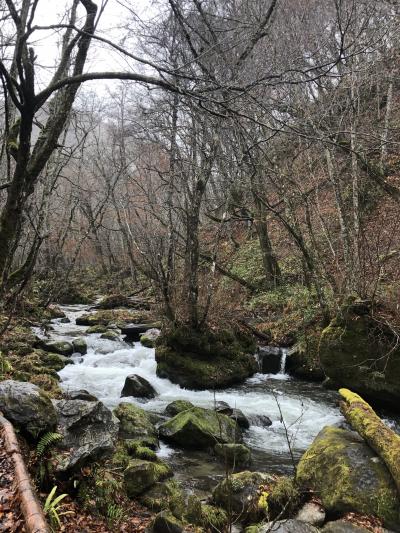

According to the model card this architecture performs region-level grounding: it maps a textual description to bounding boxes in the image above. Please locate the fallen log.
[339,388,400,496]
[0,412,50,533]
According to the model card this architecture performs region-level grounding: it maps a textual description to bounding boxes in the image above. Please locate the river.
[37,304,344,494]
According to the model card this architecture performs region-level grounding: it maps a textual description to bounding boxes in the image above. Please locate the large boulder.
[124,459,172,497]
[296,426,400,530]
[53,399,119,473]
[0,380,57,438]
[319,303,400,408]
[158,406,242,449]
[322,521,372,533]
[155,326,257,390]
[151,511,186,533]
[121,374,157,399]
[41,340,73,356]
[114,402,158,447]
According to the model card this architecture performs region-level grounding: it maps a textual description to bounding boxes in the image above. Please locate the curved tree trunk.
[339,388,400,496]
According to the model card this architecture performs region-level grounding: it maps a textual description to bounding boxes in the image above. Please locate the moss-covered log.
[339,388,400,495]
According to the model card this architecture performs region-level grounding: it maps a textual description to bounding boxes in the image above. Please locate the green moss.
[296,426,400,529]
[100,330,120,340]
[114,403,158,445]
[156,327,257,389]
[124,440,157,461]
[76,309,152,327]
[140,335,155,348]
[159,406,241,449]
[164,400,194,417]
[214,443,251,465]
[87,324,108,334]
[30,374,62,398]
[124,459,172,497]
[140,479,185,516]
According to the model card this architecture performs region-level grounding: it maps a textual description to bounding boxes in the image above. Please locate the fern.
[107,503,125,525]
[36,432,63,458]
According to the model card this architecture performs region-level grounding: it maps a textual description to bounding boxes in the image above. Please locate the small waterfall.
[279,348,288,374]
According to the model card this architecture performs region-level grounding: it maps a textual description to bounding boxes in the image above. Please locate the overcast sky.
[30,0,156,94]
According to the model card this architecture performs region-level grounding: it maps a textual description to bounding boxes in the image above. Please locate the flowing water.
[36,304,344,494]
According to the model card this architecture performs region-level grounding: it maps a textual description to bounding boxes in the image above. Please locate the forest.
[0,0,400,532]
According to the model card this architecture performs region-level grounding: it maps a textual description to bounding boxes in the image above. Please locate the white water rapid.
[37,304,344,484]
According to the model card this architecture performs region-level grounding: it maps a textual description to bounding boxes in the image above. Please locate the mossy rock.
[185,495,228,532]
[41,340,73,356]
[214,443,251,466]
[100,330,120,341]
[286,333,324,382]
[296,426,400,529]
[39,351,73,371]
[72,338,87,355]
[114,403,158,446]
[124,458,172,497]
[158,406,242,450]
[140,335,155,348]
[140,480,185,517]
[164,400,194,417]
[213,471,271,522]
[156,326,257,390]
[319,303,400,408]
[152,511,185,533]
[96,294,133,309]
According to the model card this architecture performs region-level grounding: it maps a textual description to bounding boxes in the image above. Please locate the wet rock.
[296,426,400,530]
[63,389,98,402]
[100,330,120,341]
[0,380,57,438]
[214,401,232,414]
[53,399,118,472]
[158,406,242,449]
[72,337,87,355]
[122,323,158,342]
[248,414,272,427]
[114,403,158,447]
[152,511,185,533]
[47,305,66,319]
[124,459,172,497]
[230,408,250,429]
[322,520,372,533]
[121,374,157,399]
[41,340,73,356]
[140,328,161,348]
[59,317,70,323]
[296,502,326,527]
[164,400,194,417]
[40,351,73,372]
[214,443,251,465]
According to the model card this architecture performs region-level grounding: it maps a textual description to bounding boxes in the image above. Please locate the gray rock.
[257,346,283,374]
[72,338,87,355]
[257,519,319,533]
[214,401,232,414]
[296,502,326,527]
[53,399,118,472]
[121,323,158,342]
[322,520,371,533]
[0,380,57,438]
[59,317,71,323]
[230,408,250,429]
[248,414,272,427]
[121,374,157,399]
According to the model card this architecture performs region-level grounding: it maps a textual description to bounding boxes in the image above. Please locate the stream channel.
[37,304,345,496]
